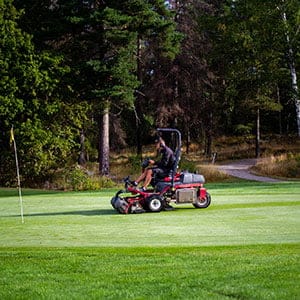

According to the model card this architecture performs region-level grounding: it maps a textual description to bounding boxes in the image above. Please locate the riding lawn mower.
[111,128,211,214]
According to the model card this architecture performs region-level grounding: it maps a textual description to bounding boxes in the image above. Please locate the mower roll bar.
[156,128,182,150]
[157,128,182,187]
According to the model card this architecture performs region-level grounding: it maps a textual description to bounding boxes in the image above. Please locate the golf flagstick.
[10,126,24,223]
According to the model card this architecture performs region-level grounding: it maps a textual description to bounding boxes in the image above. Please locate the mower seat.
[152,147,181,189]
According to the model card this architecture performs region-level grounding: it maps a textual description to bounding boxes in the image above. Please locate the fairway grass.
[0,182,299,299]
[1,244,299,299]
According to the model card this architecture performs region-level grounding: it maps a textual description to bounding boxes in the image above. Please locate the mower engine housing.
[175,188,197,204]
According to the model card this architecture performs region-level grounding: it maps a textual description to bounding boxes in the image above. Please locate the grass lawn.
[0,181,299,299]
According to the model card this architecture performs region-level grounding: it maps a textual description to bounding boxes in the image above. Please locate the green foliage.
[58,166,116,191]
[210,0,299,133]
[234,123,253,135]
[2,0,299,186]
[179,156,197,173]
[127,154,143,172]
[220,1,284,110]
[0,0,88,185]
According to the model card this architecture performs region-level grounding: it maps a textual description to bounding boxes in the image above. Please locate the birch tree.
[278,0,300,136]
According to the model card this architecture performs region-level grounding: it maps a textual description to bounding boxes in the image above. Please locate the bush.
[179,157,197,173]
[127,154,143,172]
[253,153,300,179]
[53,165,116,191]
[197,164,230,182]
[234,123,253,135]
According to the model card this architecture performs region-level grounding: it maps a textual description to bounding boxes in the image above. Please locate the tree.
[214,0,293,156]
[14,0,181,175]
[0,0,77,185]
[145,0,222,156]
[278,0,300,136]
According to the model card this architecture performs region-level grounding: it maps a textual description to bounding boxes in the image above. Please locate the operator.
[131,136,175,191]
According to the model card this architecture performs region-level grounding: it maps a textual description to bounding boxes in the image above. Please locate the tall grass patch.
[253,153,300,179]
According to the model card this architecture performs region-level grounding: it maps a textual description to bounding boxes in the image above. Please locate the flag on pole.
[10,126,24,224]
[10,127,15,144]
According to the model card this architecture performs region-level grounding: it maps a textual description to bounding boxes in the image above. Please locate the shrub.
[197,164,230,182]
[179,158,197,173]
[53,166,116,191]
[127,154,143,172]
[253,153,300,179]
[234,123,253,135]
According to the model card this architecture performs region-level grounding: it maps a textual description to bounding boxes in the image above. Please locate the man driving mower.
[111,128,211,214]
[131,136,175,192]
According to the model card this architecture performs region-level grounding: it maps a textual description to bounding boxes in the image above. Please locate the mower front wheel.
[145,195,163,212]
[193,192,211,209]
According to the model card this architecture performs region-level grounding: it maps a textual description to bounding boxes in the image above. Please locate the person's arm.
[148,159,156,165]
[156,149,171,169]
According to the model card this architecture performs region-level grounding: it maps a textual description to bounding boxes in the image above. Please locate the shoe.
[164,203,174,211]
[131,202,146,214]
[138,187,147,192]
[130,181,138,187]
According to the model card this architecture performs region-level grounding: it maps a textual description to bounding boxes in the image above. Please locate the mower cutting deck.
[111,128,211,214]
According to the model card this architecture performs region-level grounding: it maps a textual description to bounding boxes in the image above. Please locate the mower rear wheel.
[193,192,211,208]
[145,195,163,212]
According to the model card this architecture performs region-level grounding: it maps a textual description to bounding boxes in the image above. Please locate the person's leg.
[134,169,147,184]
[142,169,153,189]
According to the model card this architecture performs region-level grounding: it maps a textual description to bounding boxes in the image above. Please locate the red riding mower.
[111,128,211,214]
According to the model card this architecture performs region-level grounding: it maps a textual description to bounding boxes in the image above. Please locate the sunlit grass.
[0,182,299,299]
[1,182,299,247]
[0,244,299,299]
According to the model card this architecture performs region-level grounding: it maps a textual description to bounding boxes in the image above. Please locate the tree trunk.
[78,130,87,166]
[135,101,142,156]
[286,29,300,136]
[99,104,110,176]
[276,85,282,134]
[288,50,300,136]
[135,35,143,156]
[282,8,300,136]
[186,128,191,154]
[204,112,213,158]
[255,108,260,158]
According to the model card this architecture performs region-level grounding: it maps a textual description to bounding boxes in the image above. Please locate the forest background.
[0,0,299,188]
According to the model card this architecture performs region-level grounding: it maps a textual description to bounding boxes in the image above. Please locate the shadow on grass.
[0,188,118,198]
[173,200,299,212]
[0,189,61,198]
[5,209,117,218]
[4,200,299,219]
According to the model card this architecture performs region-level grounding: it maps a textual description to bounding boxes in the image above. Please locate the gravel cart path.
[217,159,284,182]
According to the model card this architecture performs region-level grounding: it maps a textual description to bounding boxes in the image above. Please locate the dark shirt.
[156,146,175,171]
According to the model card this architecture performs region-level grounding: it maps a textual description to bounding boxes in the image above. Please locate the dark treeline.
[0,0,299,185]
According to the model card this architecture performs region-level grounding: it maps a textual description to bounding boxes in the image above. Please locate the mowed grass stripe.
[0,244,299,299]
[0,182,299,247]
[209,201,300,210]
[206,181,300,195]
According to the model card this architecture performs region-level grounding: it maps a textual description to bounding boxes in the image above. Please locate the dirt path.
[217,159,283,182]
